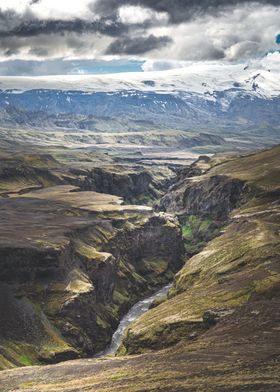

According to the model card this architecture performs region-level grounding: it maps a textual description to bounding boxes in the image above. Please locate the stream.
[96,283,172,357]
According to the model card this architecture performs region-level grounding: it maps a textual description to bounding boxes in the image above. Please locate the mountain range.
[0,56,279,136]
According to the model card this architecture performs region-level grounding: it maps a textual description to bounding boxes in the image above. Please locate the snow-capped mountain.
[0,54,279,134]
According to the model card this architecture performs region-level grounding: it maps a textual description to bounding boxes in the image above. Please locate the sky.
[0,0,279,75]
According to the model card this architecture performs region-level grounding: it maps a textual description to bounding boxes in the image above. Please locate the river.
[96,283,172,357]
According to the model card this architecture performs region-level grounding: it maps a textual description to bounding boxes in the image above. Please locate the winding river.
[96,283,172,357]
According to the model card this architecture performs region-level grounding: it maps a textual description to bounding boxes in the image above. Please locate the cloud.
[106,34,172,55]
[0,58,143,76]
[144,3,280,61]
[0,17,129,38]
[142,50,280,72]
[224,41,260,60]
[141,59,191,71]
[0,0,92,20]
[0,0,279,73]
[92,0,280,23]
[118,5,168,25]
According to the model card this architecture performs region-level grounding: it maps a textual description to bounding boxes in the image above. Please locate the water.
[96,283,172,357]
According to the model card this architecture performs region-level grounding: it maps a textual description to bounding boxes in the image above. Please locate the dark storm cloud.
[0,3,170,57]
[28,47,49,56]
[92,0,280,23]
[0,9,28,32]
[0,16,128,38]
[0,0,279,66]
[2,0,277,41]
[106,34,172,55]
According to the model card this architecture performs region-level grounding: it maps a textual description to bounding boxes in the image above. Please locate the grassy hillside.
[121,145,280,353]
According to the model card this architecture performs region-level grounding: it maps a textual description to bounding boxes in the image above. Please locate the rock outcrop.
[81,167,162,204]
[0,146,279,392]
[119,145,280,356]
[0,179,183,369]
[160,166,248,222]
[0,153,81,197]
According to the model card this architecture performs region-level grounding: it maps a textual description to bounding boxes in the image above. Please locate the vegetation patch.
[19,381,35,388]
[182,214,215,255]
[19,355,34,366]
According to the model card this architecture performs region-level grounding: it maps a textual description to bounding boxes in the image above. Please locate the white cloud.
[261,50,280,67]
[145,3,280,61]
[0,0,279,71]
[225,41,259,60]
[30,0,93,20]
[0,0,94,19]
[0,33,113,62]
[118,5,168,25]
[141,51,280,74]
[0,0,28,13]
[141,59,191,72]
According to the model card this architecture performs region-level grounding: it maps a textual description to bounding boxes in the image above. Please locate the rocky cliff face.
[0,153,81,197]
[120,145,280,355]
[0,180,183,369]
[158,153,249,256]
[0,146,279,392]
[160,165,248,222]
[81,167,162,205]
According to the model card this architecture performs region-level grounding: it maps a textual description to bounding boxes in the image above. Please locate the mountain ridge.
[1,56,279,135]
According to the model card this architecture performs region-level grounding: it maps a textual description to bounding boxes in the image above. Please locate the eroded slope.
[0,182,183,369]
[0,146,279,392]
[121,146,280,353]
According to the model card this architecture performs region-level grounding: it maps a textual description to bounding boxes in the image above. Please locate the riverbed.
[96,283,172,357]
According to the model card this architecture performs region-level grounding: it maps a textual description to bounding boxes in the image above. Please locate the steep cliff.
[81,167,162,205]
[120,146,280,355]
[0,179,183,370]
[160,156,248,221]
[0,146,279,391]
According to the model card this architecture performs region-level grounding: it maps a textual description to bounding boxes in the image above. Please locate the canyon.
[0,2,279,390]
[0,142,279,391]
